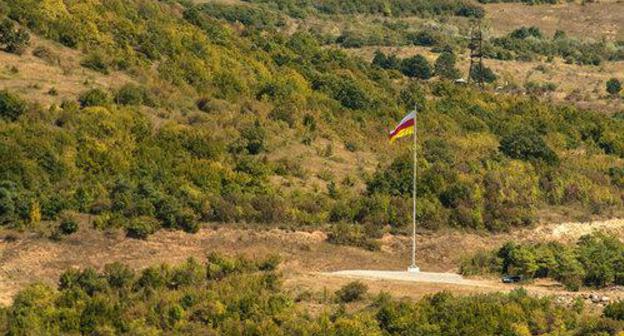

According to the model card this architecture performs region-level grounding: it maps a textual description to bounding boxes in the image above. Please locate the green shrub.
[126,216,159,239]
[400,55,432,79]
[0,256,621,335]
[469,63,496,83]
[336,281,368,303]
[434,51,460,80]
[500,128,558,164]
[81,53,110,74]
[175,208,200,233]
[0,90,27,121]
[460,250,500,276]
[58,212,79,235]
[327,223,380,251]
[372,50,400,70]
[0,184,16,225]
[0,19,30,54]
[605,301,624,321]
[114,83,152,106]
[607,78,622,96]
[103,262,135,289]
[78,88,111,108]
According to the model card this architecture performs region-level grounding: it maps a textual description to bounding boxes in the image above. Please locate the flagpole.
[409,105,420,273]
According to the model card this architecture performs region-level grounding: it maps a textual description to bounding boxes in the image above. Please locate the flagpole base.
[407,265,420,273]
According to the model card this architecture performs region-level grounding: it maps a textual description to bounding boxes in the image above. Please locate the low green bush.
[58,212,79,235]
[0,19,30,54]
[126,216,159,239]
[335,281,368,303]
[78,88,111,107]
[0,90,27,121]
[326,223,381,251]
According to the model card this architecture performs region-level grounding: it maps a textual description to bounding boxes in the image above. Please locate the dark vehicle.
[502,275,523,283]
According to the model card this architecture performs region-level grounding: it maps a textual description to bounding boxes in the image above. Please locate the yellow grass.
[484,1,624,40]
[0,36,133,107]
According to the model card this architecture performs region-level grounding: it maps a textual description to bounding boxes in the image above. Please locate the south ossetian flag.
[388,111,415,143]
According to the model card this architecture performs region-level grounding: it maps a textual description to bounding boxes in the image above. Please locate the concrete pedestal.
[407,265,420,273]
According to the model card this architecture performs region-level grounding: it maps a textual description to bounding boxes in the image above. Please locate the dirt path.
[1,218,623,306]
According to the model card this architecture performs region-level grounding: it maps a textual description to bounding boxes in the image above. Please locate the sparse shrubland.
[486,26,624,65]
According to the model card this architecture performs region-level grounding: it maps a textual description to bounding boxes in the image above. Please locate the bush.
[500,128,558,164]
[176,208,200,234]
[604,301,624,321]
[103,262,135,289]
[0,90,27,121]
[400,55,432,79]
[606,78,622,96]
[372,50,400,70]
[126,216,159,239]
[469,63,496,83]
[78,88,111,108]
[32,46,59,65]
[81,53,110,74]
[326,223,380,251]
[434,51,460,80]
[409,30,437,46]
[0,184,16,225]
[336,281,368,303]
[58,212,79,235]
[0,19,30,54]
[114,83,152,106]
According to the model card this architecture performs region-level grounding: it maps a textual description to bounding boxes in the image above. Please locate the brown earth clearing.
[2,218,624,307]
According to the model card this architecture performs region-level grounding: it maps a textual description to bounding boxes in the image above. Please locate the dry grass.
[0,36,133,107]
[484,1,624,40]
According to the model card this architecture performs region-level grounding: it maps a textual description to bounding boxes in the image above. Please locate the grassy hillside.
[0,0,622,241]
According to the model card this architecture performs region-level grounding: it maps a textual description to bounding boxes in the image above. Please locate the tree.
[434,52,460,80]
[400,55,432,79]
[606,78,622,96]
[0,19,30,54]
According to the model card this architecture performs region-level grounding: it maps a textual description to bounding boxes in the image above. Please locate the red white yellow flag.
[389,111,415,143]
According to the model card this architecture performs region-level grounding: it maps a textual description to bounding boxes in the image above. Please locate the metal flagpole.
[409,105,420,273]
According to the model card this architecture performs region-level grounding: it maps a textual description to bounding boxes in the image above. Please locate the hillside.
[1,0,624,334]
[0,0,621,239]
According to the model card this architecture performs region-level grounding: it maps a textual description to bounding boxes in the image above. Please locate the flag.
[389,111,415,143]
